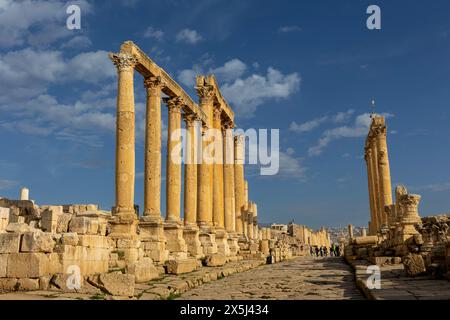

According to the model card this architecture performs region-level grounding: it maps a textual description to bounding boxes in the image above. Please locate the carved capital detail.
[109,53,138,71]
[195,85,215,102]
[144,76,165,95]
[213,106,222,121]
[163,96,184,113]
[183,113,196,127]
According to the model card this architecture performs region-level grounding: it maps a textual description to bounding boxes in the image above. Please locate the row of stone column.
[109,52,258,243]
[364,115,393,235]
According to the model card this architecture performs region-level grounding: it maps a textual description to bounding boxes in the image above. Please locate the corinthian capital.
[195,84,215,102]
[182,112,197,127]
[144,76,165,94]
[109,53,138,71]
[163,96,184,113]
[213,105,222,120]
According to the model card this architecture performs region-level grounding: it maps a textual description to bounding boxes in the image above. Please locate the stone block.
[21,231,55,253]
[56,213,72,233]
[41,207,61,233]
[7,252,62,278]
[68,216,99,235]
[17,278,39,291]
[0,254,7,277]
[204,254,226,267]
[403,253,426,277]
[165,258,198,274]
[0,207,9,231]
[61,233,79,246]
[126,257,160,283]
[78,235,109,248]
[0,278,17,293]
[5,223,31,233]
[97,272,135,296]
[0,233,21,253]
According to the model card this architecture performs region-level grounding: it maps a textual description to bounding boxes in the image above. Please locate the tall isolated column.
[164,96,183,223]
[223,122,235,232]
[184,113,198,226]
[143,76,164,221]
[364,147,378,234]
[370,136,383,230]
[234,135,245,234]
[243,180,249,237]
[375,119,393,225]
[196,84,215,229]
[109,53,137,218]
[212,106,225,229]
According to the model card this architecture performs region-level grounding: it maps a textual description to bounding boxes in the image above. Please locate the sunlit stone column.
[234,135,245,235]
[143,76,164,220]
[109,52,138,236]
[365,147,378,235]
[183,114,203,258]
[20,187,29,201]
[375,119,393,226]
[223,122,235,232]
[247,202,254,240]
[243,180,249,238]
[253,203,258,240]
[212,106,225,229]
[163,96,187,257]
[370,136,383,232]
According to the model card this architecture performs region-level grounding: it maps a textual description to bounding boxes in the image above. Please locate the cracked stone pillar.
[163,96,187,258]
[369,134,384,232]
[183,113,203,258]
[196,81,217,255]
[109,52,138,237]
[139,76,168,264]
[247,202,254,240]
[234,135,245,236]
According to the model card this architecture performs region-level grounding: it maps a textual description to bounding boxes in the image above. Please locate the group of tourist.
[310,244,341,257]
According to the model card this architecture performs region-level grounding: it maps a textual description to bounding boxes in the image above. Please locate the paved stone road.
[179,256,364,300]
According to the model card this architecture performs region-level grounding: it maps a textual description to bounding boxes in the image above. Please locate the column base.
[259,239,270,255]
[183,224,204,259]
[109,211,138,238]
[139,216,169,264]
[214,228,230,256]
[164,221,188,259]
[198,225,218,255]
[227,232,239,256]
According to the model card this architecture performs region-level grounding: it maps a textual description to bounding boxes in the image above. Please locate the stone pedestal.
[109,211,138,239]
[260,239,270,255]
[227,232,239,256]
[198,226,218,255]
[139,216,168,264]
[164,222,188,259]
[215,228,230,256]
[183,224,204,259]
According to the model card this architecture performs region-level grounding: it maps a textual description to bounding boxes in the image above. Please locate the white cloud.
[289,109,355,134]
[61,35,92,49]
[143,26,164,41]
[178,68,198,87]
[0,0,92,48]
[278,25,302,33]
[221,67,300,118]
[278,149,307,179]
[176,28,203,44]
[210,59,246,82]
[308,112,394,156]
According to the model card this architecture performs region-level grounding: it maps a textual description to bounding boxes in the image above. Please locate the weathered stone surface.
[68,217,99,235]
[17,278,39,291]
[21,231,55,253]
[56,213,72,233]
[7,252,62,278]
[0,207,10,231]
[0,278,17,293]
[204,254,226,267]
[403,253,426,277]
[61,233,79,246]
[96,272,135,296]
[0,254,7,277]
[165,259,197,275]
[41,206,62,233]
[0,233,21,253]
[126,257,160,283]
[5,223,31,233]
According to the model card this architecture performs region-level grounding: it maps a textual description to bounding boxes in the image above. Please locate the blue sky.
[0,0,450,229]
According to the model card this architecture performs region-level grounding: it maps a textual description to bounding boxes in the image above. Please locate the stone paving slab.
[178,257,364,300]
[347,258,450,300]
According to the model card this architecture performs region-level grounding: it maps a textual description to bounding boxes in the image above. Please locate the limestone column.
[164,96,183,223]
[163,96,187,257]
[253,203,258,239]
[196,85,214,229]
[212,106,225,229]
[20,188,29,201]
[375,120,393,226]
[364,147,378,234]
[109,52,138,236]
[143,76,164,221]
[243,180,249,238]
[348,224,354,239]
[234,135,245,235]
[370,136,383,231]
[223,122,235,232]
[183,113,198,226]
